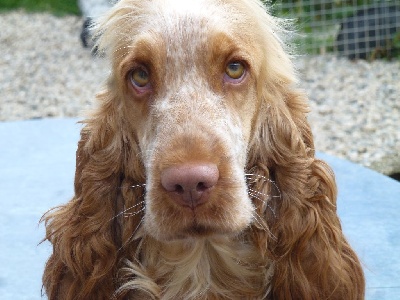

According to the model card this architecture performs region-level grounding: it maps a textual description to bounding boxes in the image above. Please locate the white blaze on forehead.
[159,0,210,13]
[152,0,234,34]
[157,0,225,15]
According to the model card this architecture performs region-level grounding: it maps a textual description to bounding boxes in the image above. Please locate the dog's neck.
[124,234,273,299]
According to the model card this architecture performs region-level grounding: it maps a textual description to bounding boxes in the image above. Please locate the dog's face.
[107,0,268,241]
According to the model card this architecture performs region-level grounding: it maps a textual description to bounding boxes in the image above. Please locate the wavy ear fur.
[247,82,365,299]
[41,88,145,299]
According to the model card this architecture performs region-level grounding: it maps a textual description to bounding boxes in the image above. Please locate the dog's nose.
[161,164,219,208]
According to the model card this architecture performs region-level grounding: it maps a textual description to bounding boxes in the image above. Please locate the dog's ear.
[42,89,145,299]
[247,85,365,299]
[42,1,150,297]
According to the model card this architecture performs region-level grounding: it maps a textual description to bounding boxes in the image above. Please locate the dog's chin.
[173,223,237,240]
[145,218,250,242]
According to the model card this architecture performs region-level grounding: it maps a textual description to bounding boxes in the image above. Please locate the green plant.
[264,0,400,58]
[387,31,400,60]
[0,0,80,16]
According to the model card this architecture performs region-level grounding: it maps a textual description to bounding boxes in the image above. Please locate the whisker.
[248,188,281,201]
[251,210,277,241]
[251,210,266,229]
[118,183,146,191]
[245,173,282,200]
[118,218,145,253]
[109,201,146,222]
[247,188,273,198]
[123,206,146,218]
[131,183,146,189]
[113,45,134,52]
[113,181,147,251]
[248,192,277,219]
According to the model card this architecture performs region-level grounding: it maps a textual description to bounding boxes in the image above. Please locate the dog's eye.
[225,62,245,80]
[130,68,150,88]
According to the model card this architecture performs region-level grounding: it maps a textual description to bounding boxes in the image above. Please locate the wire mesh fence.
[270,0,400,59]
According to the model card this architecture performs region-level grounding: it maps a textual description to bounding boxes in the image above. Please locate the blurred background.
[0,0,399,180]
[272,0,400,59]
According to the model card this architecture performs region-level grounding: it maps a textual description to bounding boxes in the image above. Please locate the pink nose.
[161,164,219,208]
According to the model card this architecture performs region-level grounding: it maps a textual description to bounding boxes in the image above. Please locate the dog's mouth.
[142,175,255,241]
[142,195,250,241]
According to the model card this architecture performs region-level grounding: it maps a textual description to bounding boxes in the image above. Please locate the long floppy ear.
[41,88,145,299]
[247,80,365,299]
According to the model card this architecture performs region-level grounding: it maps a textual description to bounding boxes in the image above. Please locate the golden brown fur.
[42,0,365,299]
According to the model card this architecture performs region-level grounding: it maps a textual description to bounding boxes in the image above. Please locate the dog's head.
[93,0,299,241]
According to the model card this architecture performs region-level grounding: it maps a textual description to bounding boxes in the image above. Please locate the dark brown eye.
[130,68,150,87]
[225,61,245,80]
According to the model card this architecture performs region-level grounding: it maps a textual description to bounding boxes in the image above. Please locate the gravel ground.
[1,11,399,176]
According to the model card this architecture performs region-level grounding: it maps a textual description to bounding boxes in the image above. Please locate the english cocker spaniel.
[42,0,365,299]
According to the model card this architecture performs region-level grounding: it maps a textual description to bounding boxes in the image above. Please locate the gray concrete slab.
[0,118,399,299]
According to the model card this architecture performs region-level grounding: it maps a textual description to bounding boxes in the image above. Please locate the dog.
[42,0,365,299]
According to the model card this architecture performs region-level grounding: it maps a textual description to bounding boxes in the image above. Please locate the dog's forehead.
[157,0,221,15]
[142,0,254,66]
[148,0,244,40]
[155,0,232,20]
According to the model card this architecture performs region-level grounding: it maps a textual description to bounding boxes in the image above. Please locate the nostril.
[196,182,208,192]
[175,184,184,194]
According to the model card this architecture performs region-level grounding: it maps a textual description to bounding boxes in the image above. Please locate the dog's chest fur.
[126,236,273,299]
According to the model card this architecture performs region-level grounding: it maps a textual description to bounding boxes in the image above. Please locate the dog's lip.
[175,196,209,210]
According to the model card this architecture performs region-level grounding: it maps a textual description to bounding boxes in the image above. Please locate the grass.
[0,0,80,16]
